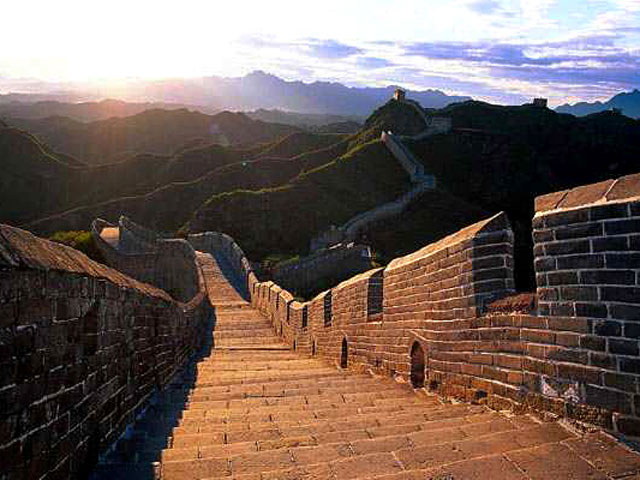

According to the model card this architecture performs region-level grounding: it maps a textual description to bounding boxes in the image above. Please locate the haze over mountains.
[1,71,471,117]
[3,89,640,291]
[556,89,640,119]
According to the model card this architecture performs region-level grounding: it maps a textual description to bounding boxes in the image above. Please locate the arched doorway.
[340,338,348,368]
[410,342,425,388]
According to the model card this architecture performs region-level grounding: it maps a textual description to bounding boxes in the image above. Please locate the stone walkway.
[94,253,640,480]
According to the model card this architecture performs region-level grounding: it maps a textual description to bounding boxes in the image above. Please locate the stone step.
[175,402,480,432]
[194,361,340,373]
[166,411,508,456]
[186,373,378,399]
[193,368,342,387]
[212,328,273,339]
[187,377,400,401]
[160,422,575,479]
[181,388,428,416]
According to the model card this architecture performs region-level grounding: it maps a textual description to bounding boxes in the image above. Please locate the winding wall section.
[203,173,640,438]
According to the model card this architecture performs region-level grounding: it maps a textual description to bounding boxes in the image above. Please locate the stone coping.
[535,173,640,214]
[385,212,509,272]
[0,223,171,300]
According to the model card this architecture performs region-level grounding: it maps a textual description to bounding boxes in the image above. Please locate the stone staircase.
[92,252,640,480]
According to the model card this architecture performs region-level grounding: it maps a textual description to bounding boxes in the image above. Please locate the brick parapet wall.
[200,173,640,439]
[118,215,161,253]
[230,212,521,393]
[92,219,203,303]
[531,172,640,436]
[0,224,210,480]
[271,243,373,297]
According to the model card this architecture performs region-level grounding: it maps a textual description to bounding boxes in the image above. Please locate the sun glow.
[1,0,639,104]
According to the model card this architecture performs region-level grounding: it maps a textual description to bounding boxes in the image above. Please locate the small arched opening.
[410,342,425,388]
[293,340,297,351]
[312,340,317,356]
[340,338,348,369]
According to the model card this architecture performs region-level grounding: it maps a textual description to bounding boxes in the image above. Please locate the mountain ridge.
[1,71,471,117]
[555,89,640,118]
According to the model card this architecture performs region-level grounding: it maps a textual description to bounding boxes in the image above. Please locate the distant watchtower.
[394,88,406,101]
[533,98,548,108]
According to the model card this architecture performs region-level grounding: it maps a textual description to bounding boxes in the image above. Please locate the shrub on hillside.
[49,230,105,264]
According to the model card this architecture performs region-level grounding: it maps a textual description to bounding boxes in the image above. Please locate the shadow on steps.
[89,315,215,480]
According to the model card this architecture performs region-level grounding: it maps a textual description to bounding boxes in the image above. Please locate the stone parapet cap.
[535,173,640,215]
[0,223,171,300]
[385,212,509,272]
[332,267,384,293]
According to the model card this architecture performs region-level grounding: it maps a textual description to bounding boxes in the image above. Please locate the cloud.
[355,56,393,69]
[303,39,362,59]
[404,35,640,67]
[240,36,362,60]
[466,0,502,14]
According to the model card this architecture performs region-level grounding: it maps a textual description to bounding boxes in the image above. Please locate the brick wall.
[250,212,516,384]
[0,224,210,479]
[271,243,373,298]
[531,173,640,435]
[92,218,202,303]
[215,173,640,439]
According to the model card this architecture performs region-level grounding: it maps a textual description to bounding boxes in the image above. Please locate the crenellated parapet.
[210,172,640,439]
[0,223,210,480]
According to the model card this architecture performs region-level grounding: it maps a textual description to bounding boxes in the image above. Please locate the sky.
[1,0,639,105]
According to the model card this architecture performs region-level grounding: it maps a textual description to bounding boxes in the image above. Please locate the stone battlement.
[0,223,211,479]
[212,172,640,438]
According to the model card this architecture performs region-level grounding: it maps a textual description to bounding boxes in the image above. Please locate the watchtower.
[533,98,548,108]
[394,88,406,101]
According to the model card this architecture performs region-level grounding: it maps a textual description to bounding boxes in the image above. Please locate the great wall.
[280,95,440,294]
[2,170,640,479]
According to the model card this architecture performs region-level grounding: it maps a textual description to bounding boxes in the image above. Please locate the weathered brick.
[547,271,578,286]
[533,229,554,242]
[557,363,601,384]
[593,320,622,337]
[610,304,640,321]
[559,286,598,302]
[604,372,637,393]
[590,352,617,369]
[609,338,639,356]
[592,236,628,252]
[555,223,603,240]
[620,357,640,374]
[548,316,590,333]
[534,257,556,273]
[601,286,640,304]
[605,219,640,235]
[557,254,604,270]
[544,209,590,227]
[606,253,640,269]
[585,385,632,413]
[580,335,606,352]
[545,239,590,256]
[590,203,630,220]
[575,303,608,319]
[580,270,635,285]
